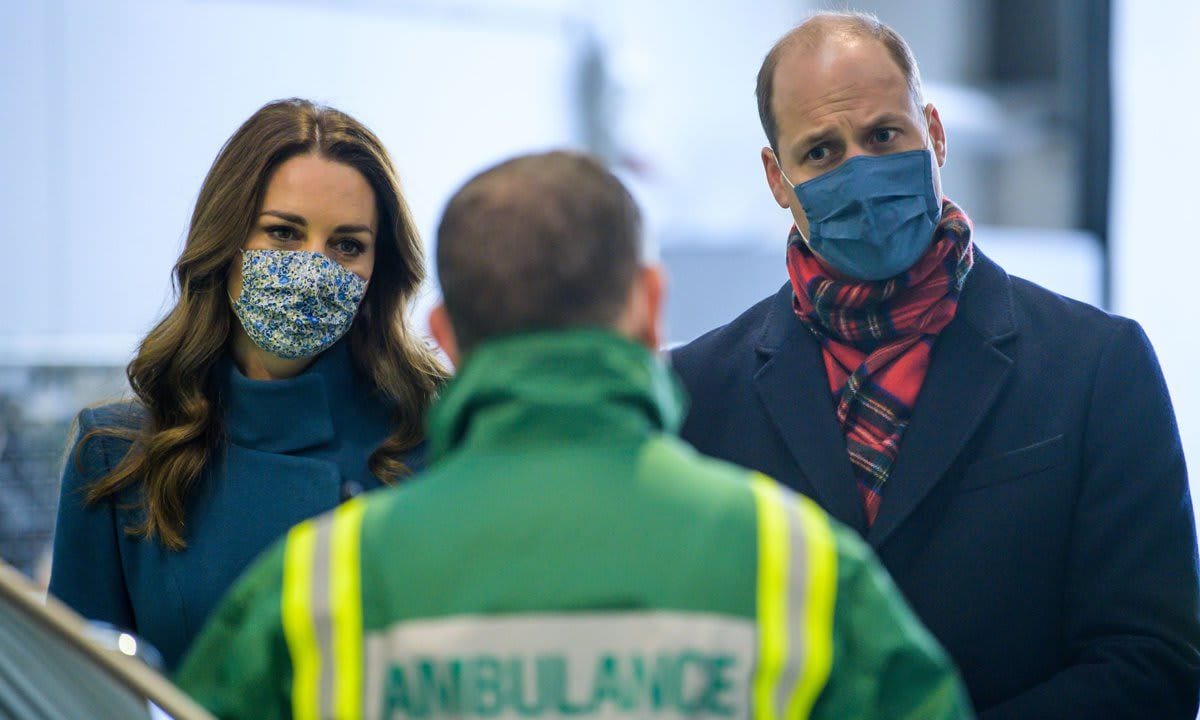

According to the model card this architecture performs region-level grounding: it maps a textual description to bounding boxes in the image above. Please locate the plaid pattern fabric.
[787,199,974,526]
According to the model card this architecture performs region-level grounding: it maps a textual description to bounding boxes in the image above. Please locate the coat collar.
[754,251,1017,545]
[427,329,686,462]
[758,251,1016,352]
[219,339,358,453]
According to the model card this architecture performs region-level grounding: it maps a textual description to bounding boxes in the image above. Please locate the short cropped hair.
[436,151,643,354]
[756,11,925,153]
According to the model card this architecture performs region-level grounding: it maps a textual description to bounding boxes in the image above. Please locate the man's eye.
[872,128,898,143]
[266,225,297,241]
[807,146,829,162]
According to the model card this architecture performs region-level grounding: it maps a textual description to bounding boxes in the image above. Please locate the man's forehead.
[771,36,913,139]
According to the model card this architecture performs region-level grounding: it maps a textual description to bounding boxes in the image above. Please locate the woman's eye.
[266,225,297,242]
[872,128,897,144]
[335,239,364,256]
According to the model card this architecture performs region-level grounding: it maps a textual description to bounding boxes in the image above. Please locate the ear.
[925,103,947,167]
[761,147,794,209]
[620,265,667,350]
[640,264,666,350]
[428,302,460,367]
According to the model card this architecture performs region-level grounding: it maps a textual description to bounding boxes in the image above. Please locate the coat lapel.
[866,253,1017,548]
[754,283,867,533]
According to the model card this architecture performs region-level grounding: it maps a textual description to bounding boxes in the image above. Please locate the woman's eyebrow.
[333,224,374,235]
[260,210,306,225]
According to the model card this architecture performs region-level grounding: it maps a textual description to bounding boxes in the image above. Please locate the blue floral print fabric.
[232,249,367,360]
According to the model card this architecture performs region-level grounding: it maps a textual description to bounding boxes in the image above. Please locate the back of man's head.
[435,151,646,357]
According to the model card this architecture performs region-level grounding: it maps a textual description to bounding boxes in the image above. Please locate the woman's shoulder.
[78,400,147,432]
[402,439,429,474]
[70,401,147,478]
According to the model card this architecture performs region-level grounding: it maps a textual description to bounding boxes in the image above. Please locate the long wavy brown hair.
[80,98,447,550]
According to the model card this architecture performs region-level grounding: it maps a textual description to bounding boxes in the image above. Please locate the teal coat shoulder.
[48,340,426,670]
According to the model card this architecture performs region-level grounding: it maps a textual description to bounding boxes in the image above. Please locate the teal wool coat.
[48,340,424,670]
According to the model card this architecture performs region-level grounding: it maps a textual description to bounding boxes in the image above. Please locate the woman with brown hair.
[49,98,446,670]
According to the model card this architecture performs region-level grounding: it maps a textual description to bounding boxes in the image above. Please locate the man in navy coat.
[672,11,1200,719]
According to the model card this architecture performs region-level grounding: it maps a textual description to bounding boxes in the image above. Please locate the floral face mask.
[232,249,368,360]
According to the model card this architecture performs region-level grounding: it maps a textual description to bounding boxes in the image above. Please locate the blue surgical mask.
[780,148,941,281]
[232,249,367,360]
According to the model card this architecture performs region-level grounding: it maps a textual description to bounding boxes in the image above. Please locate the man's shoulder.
[1004,271,1137,349]
[639,433,759,490]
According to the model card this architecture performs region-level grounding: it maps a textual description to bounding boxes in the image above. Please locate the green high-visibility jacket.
[177,330,973,720]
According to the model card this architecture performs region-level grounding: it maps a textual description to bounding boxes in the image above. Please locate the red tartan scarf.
[787,199,974,526]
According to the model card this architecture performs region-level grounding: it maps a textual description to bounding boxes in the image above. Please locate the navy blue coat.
[48,340,425,670]
[672,253,1200,719]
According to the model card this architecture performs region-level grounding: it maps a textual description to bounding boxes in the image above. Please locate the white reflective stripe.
[774,485,809,716]
[786,495,836,719]
[751,476,837,720]
[285,499,367,720]
[310,516,336,719]
[363,611,755,720]
[750,475,787,720]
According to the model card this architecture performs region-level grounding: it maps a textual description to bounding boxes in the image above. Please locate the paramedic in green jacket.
[177,151,974,720]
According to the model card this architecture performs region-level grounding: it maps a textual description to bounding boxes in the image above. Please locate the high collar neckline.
[426,329,686,462]
[220,339,357,453]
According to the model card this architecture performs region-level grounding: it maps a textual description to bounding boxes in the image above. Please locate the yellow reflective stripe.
[281,520,320,720]
[787,495,838,719]
[751,473,788,720]
[331,497,367,719]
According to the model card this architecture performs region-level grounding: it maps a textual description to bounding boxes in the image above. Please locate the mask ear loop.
[773,151,812,246]
[227,248,248,308]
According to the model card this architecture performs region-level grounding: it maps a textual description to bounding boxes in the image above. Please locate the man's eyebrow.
[863,111,909,127]
[792,127,838,152]
[789,111,912,152]
[261,210,306,225]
